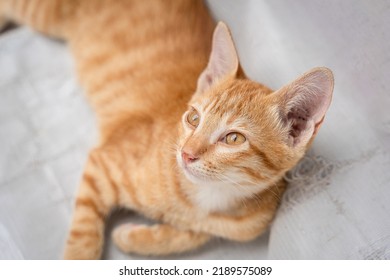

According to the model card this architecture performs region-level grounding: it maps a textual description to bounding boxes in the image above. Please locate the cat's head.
[176,22,334,198]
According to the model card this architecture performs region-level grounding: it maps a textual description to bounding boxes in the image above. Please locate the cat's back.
[70,0,215,127]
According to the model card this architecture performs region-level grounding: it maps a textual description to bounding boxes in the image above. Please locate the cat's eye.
[186,108,200,128]
[224,132,246,145]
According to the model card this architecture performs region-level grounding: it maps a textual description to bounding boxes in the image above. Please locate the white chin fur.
[193,180,268,213]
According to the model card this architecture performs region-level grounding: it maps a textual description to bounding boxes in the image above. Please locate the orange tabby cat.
[0,0,334,259]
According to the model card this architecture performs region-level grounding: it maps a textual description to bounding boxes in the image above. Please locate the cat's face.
[176,77,292,190]
[176,22,333,200]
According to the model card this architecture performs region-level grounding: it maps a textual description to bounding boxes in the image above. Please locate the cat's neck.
[175,167,269,214]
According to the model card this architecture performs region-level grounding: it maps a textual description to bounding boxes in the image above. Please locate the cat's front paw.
[112,223,210,256]
[112,223,148,253]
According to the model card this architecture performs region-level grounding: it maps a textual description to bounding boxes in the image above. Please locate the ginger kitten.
[0,0,334,259]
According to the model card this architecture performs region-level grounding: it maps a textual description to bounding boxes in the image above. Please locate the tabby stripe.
[226,113,237,125]
[70,229,100,239]
[209,91,228,116]
[89,154,118,204]
[203,97,219,114]
[122,173,141,207]
[250,144,280,172]
[211,209,257,222]
[87,152,119,206]
[82,174,101,195]
[90,65,135,94]
[81,240,103,249]
[86,40,169,95]
[241,166,267,182]
[75,198,105,221]
[76,216,101,224]
[97,154,120,205]
[81,54,112,88]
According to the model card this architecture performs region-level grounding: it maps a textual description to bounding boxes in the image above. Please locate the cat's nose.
[181,151,199,165]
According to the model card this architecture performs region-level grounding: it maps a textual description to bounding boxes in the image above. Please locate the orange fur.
[1,0,334,259]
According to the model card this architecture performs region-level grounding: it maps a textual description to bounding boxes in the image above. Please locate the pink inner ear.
[196,22,239,94]
[288,108,310,138]
[281,68,334,146]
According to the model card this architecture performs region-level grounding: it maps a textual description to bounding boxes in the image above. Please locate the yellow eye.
[224,132,246,145]
[186,108,200,127]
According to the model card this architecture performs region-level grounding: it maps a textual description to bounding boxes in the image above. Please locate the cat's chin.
[181,164,211,185]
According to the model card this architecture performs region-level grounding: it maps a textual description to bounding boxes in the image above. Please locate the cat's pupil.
[225,132,245,145]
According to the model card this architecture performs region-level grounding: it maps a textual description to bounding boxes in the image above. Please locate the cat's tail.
[0,0,78,39]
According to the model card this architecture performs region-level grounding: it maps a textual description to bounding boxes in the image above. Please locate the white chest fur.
[192,181,266,213]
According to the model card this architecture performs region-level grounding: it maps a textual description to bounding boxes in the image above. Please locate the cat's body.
[0,0,334,259]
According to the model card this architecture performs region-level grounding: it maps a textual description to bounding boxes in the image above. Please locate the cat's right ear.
[196,22,239,94]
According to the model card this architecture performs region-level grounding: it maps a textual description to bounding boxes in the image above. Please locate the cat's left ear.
[196,22,239,94]
[274,67,334,147]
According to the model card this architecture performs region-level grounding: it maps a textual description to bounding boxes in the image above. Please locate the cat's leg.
[64,150,116,260]
[0,16,7,31]
[112,223,211,256]
[0,0,79,39]
[192,183,286,242]
[0,1,8,30]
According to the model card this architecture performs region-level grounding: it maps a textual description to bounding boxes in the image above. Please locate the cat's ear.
[196,22,239,94]
[274,67,334,147]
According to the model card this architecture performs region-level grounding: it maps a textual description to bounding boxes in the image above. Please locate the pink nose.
[181,151,199,165]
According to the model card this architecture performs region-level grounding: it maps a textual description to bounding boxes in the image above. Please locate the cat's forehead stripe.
[201,92,230,116]
[202,95,219,113]
[194,88,261,136]
[207,90,253,118]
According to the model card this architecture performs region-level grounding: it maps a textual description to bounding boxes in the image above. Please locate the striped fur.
[1,0,334,259]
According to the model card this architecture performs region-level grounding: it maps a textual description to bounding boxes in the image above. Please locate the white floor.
[0,0,389,259]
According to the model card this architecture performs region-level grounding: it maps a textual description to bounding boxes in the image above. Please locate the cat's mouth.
[182,162,207,182]
[177,153,212,183]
